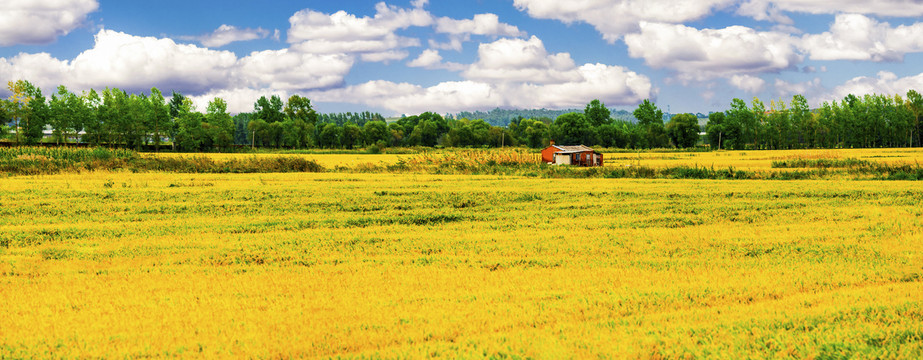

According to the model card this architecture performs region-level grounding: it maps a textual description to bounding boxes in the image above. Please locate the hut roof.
[551,145,597,153]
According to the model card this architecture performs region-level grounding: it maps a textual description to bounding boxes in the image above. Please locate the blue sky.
[2,0,923,116]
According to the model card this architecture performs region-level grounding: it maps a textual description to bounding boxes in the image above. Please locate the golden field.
[147,147,923,171]
[602,148,923,171]
[1,150,922,358]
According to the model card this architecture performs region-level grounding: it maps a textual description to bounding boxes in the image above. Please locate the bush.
[0,147,325,175]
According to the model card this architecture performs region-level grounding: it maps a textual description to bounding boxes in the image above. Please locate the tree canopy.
[2,78,922,152]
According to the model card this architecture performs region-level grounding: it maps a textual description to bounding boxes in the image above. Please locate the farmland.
[1,149,922,358]
[147,147,923,171]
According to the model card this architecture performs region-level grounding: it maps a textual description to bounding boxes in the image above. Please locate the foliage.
[6,78,923,152]
[707,91,923,149]
[584,99,611,127]
[633,99,670,148]
[318,111,382,126]
[706,112,726,149]
[550,112,592,145]
[6,80,46,145]
[0,147,324,175]
[666,113,701,148]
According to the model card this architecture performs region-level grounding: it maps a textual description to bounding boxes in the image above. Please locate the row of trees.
[0,80,708,150]
[0,80,392,151]
[513,100,699,149]
[706,92,923,150]
[1,80,233,151]
[1,80,643,150]
[5,79,923,151]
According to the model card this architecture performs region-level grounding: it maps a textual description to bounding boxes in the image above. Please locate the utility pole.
[251,130,255,149]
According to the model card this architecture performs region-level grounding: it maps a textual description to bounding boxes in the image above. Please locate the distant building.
[541,141,603,166]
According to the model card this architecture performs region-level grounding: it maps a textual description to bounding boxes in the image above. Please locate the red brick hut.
[541,142,603,166]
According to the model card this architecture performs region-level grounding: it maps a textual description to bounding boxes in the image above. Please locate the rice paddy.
[1,148,922,358]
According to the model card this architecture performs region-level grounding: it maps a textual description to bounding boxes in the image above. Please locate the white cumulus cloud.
[237,49,353,90]
[510,63,653,108]
[802,14,923,62]
[0,29,354,113]
[1,29,239,93]
[286,3,431,61]
[741,0,923,20]
[435,13,525,37]
[313,80,497,115]
[827,71,923,102]
[313,35,654,115]
[729,75,767,93]
[197,25,271,48]
[313,61,652,115]
[773,77,825,101]
[624,22,802,81]
[288,4,525,59]
[513,0,734,42]
[0,0,99,46]
[407,49,465,71]
[463,36,582,84]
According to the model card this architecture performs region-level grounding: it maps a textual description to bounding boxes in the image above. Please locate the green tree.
[666,113,700,148]
[724,98,752,150]
[233,113,253,145]
[817,102,836,148]
[893,94,915,147]
[49,86,73,144]
[705,112,726,149]
[516,118,549,148]
[149,88,171,151]
[487,126,513,147]
[789,94,811,148]
[284,95,318,126]
[341,122,362,149]
[7,80,46,144]
[751,98,767,149]
[255,95,284,123]
[176,112,206,151]
[123,93,150,150]
[907,90,922,146]
[445,119,475,147]
[0,99,10,140]
[584,99,611,127]
[633,99,666,148]
[318,123,340,148]
[206,97,234,149]
[551,112,591,145]
[388,123,404,147]
[595,123,622,148]
[362,120,389,146]
[24,86,48,145]
[283,95,318,148]
[767,99,790,149]
[169,91,192,149]
[247,118,269,147]
[83,89,108,145]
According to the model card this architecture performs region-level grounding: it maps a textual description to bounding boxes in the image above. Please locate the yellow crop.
[146,147,923,172]
[602,147,923,170]
[1,151,922,358]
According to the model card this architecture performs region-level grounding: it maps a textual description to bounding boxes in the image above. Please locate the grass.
[0,147,324,175]
[1,170,922,358]
[6,146,923,181]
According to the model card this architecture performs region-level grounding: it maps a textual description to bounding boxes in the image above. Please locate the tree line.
[0,80,390,151]
[4,79,922,151]
[705,92,923,150]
